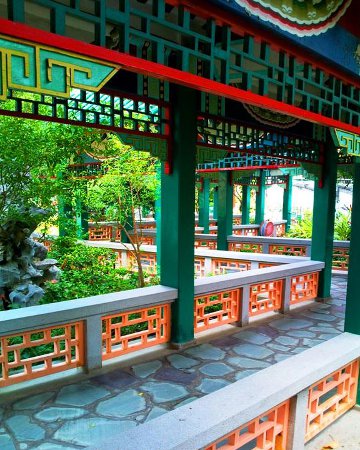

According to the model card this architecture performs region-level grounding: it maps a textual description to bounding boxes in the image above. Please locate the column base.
[170,339,197,350]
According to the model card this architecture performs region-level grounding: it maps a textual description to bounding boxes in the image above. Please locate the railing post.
[281,277,292,313]
[204,256,212,276]
[238,285,250,326]
[85,315,103,372]
[262,242,270,253]
[286,389,308,450]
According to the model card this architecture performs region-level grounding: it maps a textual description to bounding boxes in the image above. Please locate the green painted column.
[217,172,233,250]
[198,178,210,233]
[160,86,197,346]
[241,185,251,225]
[213,186,219,220]
[255,170,266,225]
[311,139,337,299]
[75,197,89,239]
[345,161,360,402]
[58,197,73,237]
[283,175,293,232]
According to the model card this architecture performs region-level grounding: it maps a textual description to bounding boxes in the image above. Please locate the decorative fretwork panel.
[2,0,360,127]
[205,401,289,450]
[306,359,359,442]
[197,153,300,170]
[228,242,263,253]
[332,247,349,271]
[194,239,217,250]
[211,258,250,275]
[0,322,84,387]
[291,272,319,304]
[232,227,259,237]
[274,223,286,237]
[88,225,112,241]
[102,304,170,359]
[194,289,240,332]
[249,280,283,316]
[194,257,206,278]
[269,244,307,257]
[0,89,169,146]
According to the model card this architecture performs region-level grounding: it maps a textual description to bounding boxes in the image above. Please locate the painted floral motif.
[236,0,352,36]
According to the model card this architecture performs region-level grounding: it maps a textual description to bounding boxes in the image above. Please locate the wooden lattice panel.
[102,304,170,360]
[259,263,277,269]
[211,259,250,275]
[206,401,289,450]
[195,257,205,277]
[140,252,157,273]
[249,280,283,316]
[306,359,359,442]
[194,239,217,250]
[291,272,319,305]
[233,227,259,236]
[88,225,112,241]
[332,247,349,271]
[269,245,307,257]
[194,289,240,332]
[228,242,263,253]
[233,217,242,225]
[0,322,84,387]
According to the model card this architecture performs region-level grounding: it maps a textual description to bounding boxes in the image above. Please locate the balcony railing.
[0,260,322,390]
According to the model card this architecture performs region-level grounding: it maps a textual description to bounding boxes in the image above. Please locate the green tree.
[87,138,159,287]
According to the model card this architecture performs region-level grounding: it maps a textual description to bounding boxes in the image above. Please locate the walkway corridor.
[0,276,346,449]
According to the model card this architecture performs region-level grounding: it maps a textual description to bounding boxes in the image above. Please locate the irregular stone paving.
[0,276,347,449]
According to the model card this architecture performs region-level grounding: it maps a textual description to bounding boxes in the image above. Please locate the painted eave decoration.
[237,0,352,36]
[333,128,360,156]
[0,35,119,100]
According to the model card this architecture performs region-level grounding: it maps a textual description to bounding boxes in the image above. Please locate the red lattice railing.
[89,225,112,241]
[228,242,263,253]
[205,401,289,450]
[233,227,259,236]
[249,280,283,316]
[269,244,307,257]
[195,257,205,277]
[332,247,349,271]
[291,272,319,305]
[275,223,286,237]
[0,322,84,387]
[194,289,240,332]
[306,359,359,442]
[102,304,170,360]
[211,259,250,275]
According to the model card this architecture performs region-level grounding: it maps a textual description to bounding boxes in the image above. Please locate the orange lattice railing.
[194,289,240,332]
[332,247,349,271]
[275,223,286,237]
[139,252,157,273]
[306,359,359,442]
[233,227,259,236]
[89,225,112,241]
[194,239,217,250]
[259,263,277,269]
[291,272,319,305]
[102,304,170,360]
[0,322,84,387]
[228,242,263,253]
[269,244,307,257]
[249,280,283,316]
[206,400,289,450]
[211,259,250,275]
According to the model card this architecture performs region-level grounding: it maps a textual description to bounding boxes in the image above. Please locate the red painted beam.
[1,18,360,134]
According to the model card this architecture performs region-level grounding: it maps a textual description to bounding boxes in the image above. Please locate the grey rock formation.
[0,208,60,309]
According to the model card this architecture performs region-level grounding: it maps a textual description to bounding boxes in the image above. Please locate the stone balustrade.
[95,332,360,450]
[0,260,323,390]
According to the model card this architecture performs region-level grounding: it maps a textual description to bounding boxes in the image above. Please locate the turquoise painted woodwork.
[255,170,266,225]
[0,36,118,99]
[333,128,360,157]
[75,197,89,240]
[311,137,337,298]
[2,0,360,127]
[217,172,233,251]
[199,178,210,234]
[242,185,251,225]
[160,86,197,345]
[213,186,219,220]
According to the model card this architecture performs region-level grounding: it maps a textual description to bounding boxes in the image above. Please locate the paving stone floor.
[0,276,347,449]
